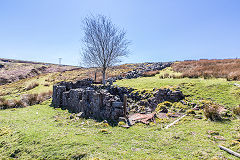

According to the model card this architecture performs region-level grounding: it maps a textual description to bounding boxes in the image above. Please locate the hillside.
[0,58,79,85]
[0,59,239,159]
[172,59,240,80]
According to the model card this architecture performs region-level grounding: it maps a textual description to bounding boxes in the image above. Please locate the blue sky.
[0,0,240,65]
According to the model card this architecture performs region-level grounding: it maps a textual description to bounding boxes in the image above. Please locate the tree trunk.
[94,71,97,82]
[102,68,106,86]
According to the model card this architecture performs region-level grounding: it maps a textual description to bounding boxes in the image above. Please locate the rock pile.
[107,62,172,83]
[52,79,185,122]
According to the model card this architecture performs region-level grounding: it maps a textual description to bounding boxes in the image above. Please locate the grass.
[172,59,240,80]
[115,68,240,108]
[0,65,240,159]
[0,100,239,159]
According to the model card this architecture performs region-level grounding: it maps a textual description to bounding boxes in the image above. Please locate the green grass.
[0,67,240,159]
[0,100,239,159]
[115,70,240,108]
[0,74,54,100]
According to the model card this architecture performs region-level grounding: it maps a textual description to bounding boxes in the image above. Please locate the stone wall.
[107,62,172,82]
[52,79,124,121]
[52,75,185,123]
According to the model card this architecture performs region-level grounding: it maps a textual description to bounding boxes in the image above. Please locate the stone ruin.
[52,79,125,121]
[52,78,185,123]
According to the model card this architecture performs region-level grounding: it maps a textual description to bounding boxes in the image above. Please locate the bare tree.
[81,14,130,85]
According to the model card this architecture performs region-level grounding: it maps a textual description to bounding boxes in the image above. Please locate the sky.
[0,0,240,66]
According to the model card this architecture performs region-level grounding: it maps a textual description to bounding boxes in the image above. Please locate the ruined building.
[52,78,185,122]
[52,79,125,121]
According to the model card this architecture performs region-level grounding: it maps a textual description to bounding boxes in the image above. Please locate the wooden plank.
[165,114,186,129]
[219,145,240,158]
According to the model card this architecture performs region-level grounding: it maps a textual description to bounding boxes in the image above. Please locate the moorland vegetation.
[0,58,239,159]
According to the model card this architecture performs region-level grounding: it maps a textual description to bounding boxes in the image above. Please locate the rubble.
[106,62,172,83]
[52,78,185,124]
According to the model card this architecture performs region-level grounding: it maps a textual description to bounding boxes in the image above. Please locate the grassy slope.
[115,68,240,108]
[0,100,239,159]
[0,66,132,100]
[0,67,240,159]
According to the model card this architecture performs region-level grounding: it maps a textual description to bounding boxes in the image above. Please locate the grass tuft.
[25,82,39,91]
[203,101,222,121]
[233,105,240,116]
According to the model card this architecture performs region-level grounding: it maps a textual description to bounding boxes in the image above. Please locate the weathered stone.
[52,85,66,107]
[52,77,185,122]
[52,79,125,121]
[76,112,85,118]
[112,102,123,108]
[70,114,74,119]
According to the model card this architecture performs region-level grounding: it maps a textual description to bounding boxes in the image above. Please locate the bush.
[0,90,53,110]
[203,102,222,121]
[0,98,11,109]
[22,91,52,106]
[38,90,52,100]
[172,74,183,79]
[159,73,182,79]
[159,73,170,79]
[0,98,26,109]
[233,105,240,116]
[25,82,39,91]
[11,99,26,108]
[22,94,39,106]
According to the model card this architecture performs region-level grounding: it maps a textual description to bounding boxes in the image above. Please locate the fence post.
[123,94,127,118]
[94,71,97,82]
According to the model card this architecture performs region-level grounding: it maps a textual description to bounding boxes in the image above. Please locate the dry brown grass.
[0,90,53,109]
[0,98,11,109]
[0,98,26,109]
[25,82,39,91]
[233,105,240,116]
[172,59,240,80]
[203,101,223,121]
[22,91,52,106]
[10,99,26,108]
[142,71,159,77]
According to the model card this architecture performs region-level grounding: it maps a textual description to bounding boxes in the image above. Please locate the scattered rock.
[207,130,219,135]
[194,115,203,119]
[213,135,226,141]
[167,113,181,118]
[70,114,74,119]
[76,112,85,118]
[106,62,172,82]
[234,83,240,87]
[156,113,168,119]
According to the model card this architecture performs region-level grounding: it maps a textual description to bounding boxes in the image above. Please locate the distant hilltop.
[0,58,80,85]
[0,58,76,66]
